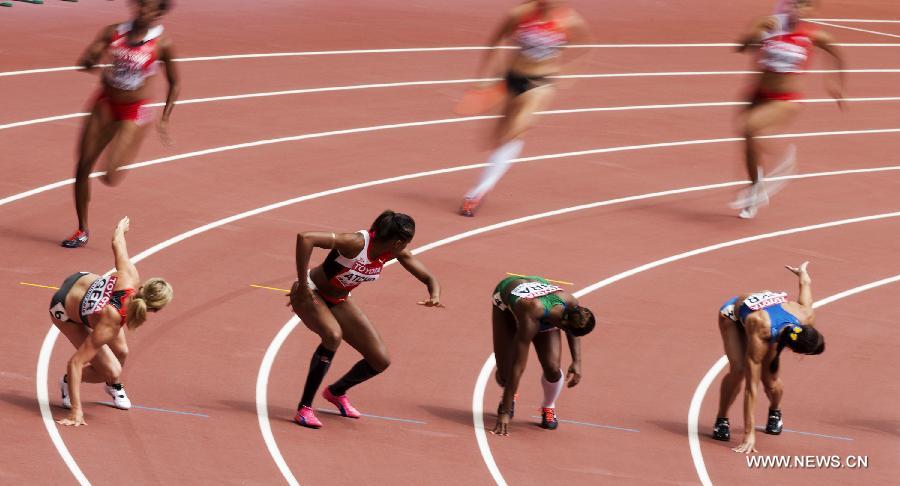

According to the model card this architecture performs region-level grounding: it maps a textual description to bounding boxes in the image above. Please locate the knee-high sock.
[328,359,382,396]
[299,344,335,408]
[541,369,565,408]
[465,139,524,199]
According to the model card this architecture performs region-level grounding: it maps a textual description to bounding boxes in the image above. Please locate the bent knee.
[321,330,342,349]
[368,353,391,372]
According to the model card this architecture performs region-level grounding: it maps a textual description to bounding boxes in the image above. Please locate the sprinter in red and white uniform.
[51,217,173,427]
[731,0,845,219]
[460,0,590,216]
[63,0,180,248]
[287,211,442,429]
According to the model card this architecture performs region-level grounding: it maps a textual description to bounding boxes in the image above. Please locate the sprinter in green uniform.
[490,275,595,436]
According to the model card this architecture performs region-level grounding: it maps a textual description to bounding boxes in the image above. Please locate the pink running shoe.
[294,406,322,429]
[322,387,361,419]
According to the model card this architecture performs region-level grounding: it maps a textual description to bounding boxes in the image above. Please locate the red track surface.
[2,1,898,484]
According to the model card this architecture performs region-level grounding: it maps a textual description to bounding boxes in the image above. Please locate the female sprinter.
[459,0,590,217]
[731,0,845,218]
[287,210,442,429]
[490,275,595,436]
[713,262,825,453]
[52,217,174,426]
[63,0,180,248]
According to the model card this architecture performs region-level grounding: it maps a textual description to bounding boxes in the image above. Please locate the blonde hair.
[126,277,173,330]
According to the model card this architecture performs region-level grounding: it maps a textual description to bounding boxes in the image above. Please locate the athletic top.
[79,275,135,327]
[513,8,568,62]
[758,14,815,74]
[321,231,393,292]
[720,291,802,343]
[493,276,568,332]
[104,22,164,91]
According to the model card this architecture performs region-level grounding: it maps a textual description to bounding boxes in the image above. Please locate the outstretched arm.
[492,311,538,436]
[736,16,775,52]
[157,36,182,145]
[77,25,114,72]
[565,332,582,387]
[112,217,138,284]
[785,261,812,308]
[395,250,442,307]
[734,332,767,453]
[812,30,846,109]
[57,320,118,427]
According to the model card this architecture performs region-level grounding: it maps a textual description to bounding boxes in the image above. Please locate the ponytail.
[370,210,416,242]
[127,296,149,330]
[126,277,173,330]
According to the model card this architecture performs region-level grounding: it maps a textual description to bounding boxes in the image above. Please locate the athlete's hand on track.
[115,216,130,235]
[491,413,510,437]
[417,298,444,308]
[57,412,87,427]
[566,362,582,388]
[784,261,809,277]
[157,119,173,146]
[733,434,758,454]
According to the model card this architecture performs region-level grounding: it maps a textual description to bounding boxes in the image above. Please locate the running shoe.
[765,409,783,435]
[60,375,71,410]
[104,383,132,410]
[712,417,731,441]
[459,196,482,217]
[322,387,361,419]
[61,230,89,248]
[294,405,323,429]
[540,407,559,430]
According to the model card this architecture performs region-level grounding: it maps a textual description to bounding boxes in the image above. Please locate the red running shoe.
[61,230,89,248]
[459,197,482,217]
[540,407,558,430]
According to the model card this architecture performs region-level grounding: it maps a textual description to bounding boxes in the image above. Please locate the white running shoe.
[737,183,769,219]
[60,376,71,409]
[104,383,132,410]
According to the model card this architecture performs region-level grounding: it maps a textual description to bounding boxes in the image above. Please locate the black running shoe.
[540,407,559,430]
[61,230,89,248]
[712,417,731,441]
[765,409,783,435]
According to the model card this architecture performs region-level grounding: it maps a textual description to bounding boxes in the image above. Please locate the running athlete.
[287,210,442,429]
[460,0,590,216]
[713,262,825,453]
[63,0,180,248]
[52,217,173,427]
[490,275,595,436]
[731,0,845,218]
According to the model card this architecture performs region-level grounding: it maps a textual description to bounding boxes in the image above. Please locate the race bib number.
[335,271,378,288]
[743,291,788,311]
[720,304,737,322]
[49,302,70,322]
[510,281,562,299]
[80,276,117,317]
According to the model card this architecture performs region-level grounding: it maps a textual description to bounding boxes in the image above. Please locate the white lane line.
[2,43,898,78]
[2,99,899,209]
[253,165,900,485]
[256,316,302,486]
[36,328,90,486]
[688,273,900,486]
[807,19,900,23]
[808,20,900,39]
[474,355,507,486]
[475,210,900,485]
[6,71,899,132]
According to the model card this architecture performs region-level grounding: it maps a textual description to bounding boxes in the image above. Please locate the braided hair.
[769,324,825,373]
[370,210,416,243]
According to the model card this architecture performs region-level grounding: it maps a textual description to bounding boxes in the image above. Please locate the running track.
[1,1,898,484]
